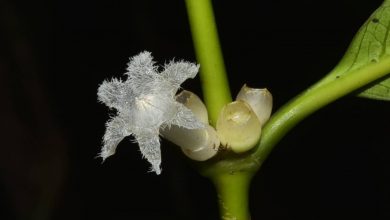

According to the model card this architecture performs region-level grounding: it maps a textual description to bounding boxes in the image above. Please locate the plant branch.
[212,173,252,220]
[185,0,232,126]
[252,56,390,166]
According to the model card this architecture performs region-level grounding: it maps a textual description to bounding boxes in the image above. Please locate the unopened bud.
[181,125,219,161]
[216,100,262,153]
[160,90,219,161]
[176,90,208,124]
[236,84,272,126]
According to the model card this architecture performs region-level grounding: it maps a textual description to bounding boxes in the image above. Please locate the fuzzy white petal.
[97,78,126,110]
[161,61,199,86]
[126,51,157,77]
[136,133,162,175]
[101,116,131,161]
[168,102,204,129]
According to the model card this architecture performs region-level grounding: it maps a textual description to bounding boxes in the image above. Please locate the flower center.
[135,94,155,110]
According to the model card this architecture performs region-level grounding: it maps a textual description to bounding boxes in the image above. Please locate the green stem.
[252,56,390,164]
[185,0,232,126]
[212,173,252,220]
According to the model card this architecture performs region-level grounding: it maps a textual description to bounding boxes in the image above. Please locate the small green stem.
[253,56,390,164]
[185,0,232,126]
[212,173,252,220]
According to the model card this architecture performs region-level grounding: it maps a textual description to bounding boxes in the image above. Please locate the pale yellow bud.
[216,100,262,153]
[236,84,273,126]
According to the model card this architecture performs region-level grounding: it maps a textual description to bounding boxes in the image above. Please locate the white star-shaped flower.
[98,51,203,174]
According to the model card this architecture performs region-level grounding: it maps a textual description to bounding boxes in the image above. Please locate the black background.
[0,0,389,219]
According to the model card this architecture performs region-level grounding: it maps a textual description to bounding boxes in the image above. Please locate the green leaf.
[358,1,390,100]
[360,76,390,100]
[329,0,390,100]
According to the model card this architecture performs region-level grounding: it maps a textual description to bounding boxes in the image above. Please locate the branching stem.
[185,0,390,220]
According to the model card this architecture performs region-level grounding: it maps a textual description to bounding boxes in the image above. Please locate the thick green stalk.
[185,0,246,219]
[212,173,252,220]
[252,56,390,164]
[185,0,232,126]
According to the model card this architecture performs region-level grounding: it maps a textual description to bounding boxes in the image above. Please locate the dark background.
[0,0,389,219]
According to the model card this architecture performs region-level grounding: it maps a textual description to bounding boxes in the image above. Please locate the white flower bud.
[160,90,219,161]
[180,125,219,161]
[161,124,219,161]
[236,84,273,126]
[176,90,208,124]
[216,100,262,153]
